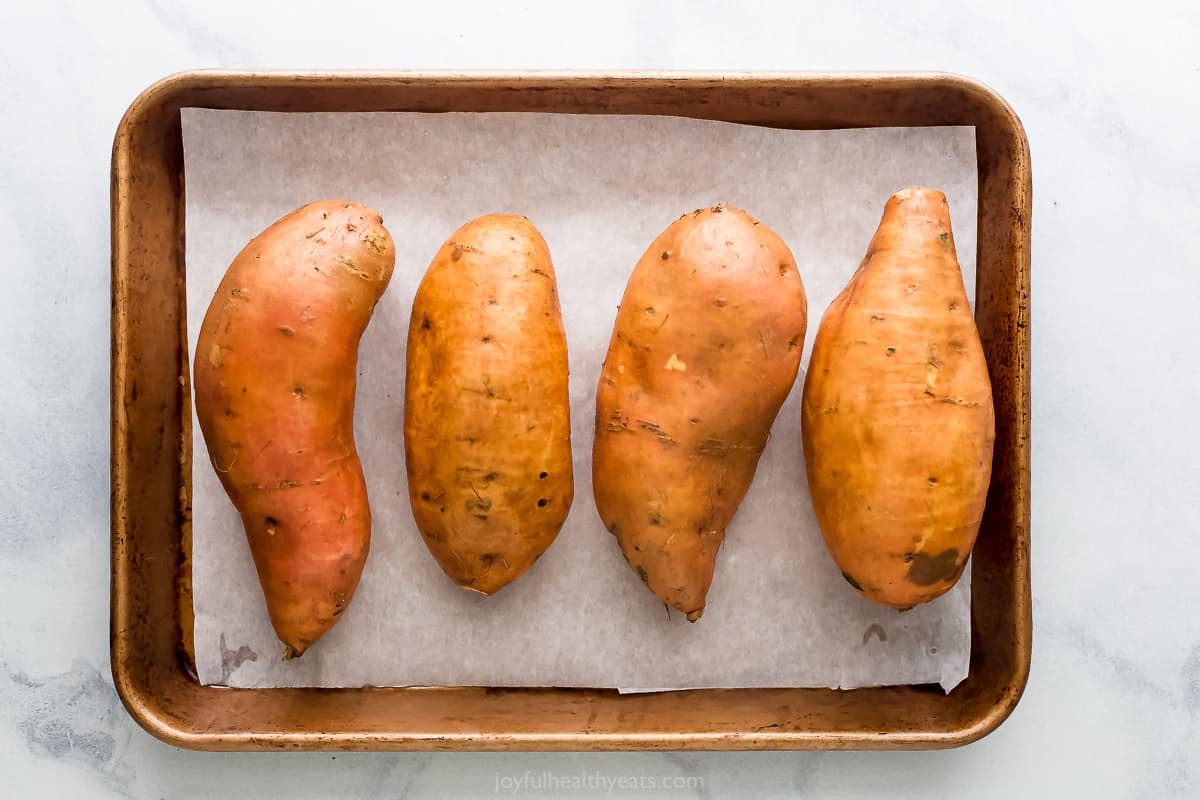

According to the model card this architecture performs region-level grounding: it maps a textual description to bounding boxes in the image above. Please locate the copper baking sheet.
[111,71,1030,751]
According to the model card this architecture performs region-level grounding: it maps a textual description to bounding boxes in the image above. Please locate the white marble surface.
[1,0,1197,797]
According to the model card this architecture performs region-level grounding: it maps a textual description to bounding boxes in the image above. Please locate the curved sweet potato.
[194,200,394,656]
[593,205,808,620]
[802,187,994,608]
[405,214,573,594]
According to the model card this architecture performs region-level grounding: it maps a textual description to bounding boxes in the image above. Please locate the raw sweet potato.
[593,205,808,620]
[802,187,994,609]
[405,214,573,594]
[194,200,395,656]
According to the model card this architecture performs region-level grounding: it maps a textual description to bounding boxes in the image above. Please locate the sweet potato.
[593,205,808,620]
[194,200,395,656]
[405,215,573,594]
[802,187,994,608]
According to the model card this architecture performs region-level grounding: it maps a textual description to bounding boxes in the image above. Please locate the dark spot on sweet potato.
[841,571,863,591]
[635,564,649,583]
[539,471,548,479]
[465,496,492,513]
[420,316,432,331]
[276,480,302,489]
[661,250,670,260]
[779,263,790,275]
[885,347,896,356]
[484,472,499,482]
[606,410,630,433]
[906,548,961,586]
[712,205,724,213]
[537,498,549,508]
[279,325,295,336]
[480,335,492,343]
[688,417,700,424]
[644,306,655,316]
[292,386,305,399]
[636,420,676,445]
[928,477,939,486]
[870,315,885,322]
[939,231,949,242]
[606,521,619,536]
[420,492,431,502]
[948,301,960,311]
[713,297,727,308]
[224,408,236,418]
[648,510,661,526]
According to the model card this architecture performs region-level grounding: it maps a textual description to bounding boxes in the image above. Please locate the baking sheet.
[182,109,977,692]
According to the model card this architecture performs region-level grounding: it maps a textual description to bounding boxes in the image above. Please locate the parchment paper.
[182,109,977,692]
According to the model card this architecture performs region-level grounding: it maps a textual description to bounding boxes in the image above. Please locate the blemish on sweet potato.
[636,419,676,446]
[337,256,371,281]
[906,548,961,586]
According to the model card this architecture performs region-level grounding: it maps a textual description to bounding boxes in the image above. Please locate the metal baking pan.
[111,70,1030,751]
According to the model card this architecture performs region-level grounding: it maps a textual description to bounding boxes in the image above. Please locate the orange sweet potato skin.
[194,200,394,656]
[802,187,994,609]
[593,206,808,621]
[405,215,573,594]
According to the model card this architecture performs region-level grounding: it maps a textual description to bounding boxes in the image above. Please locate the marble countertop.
[2,1,1197,797]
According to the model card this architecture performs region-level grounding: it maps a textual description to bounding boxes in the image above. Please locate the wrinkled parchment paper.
[182,110,976,691]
